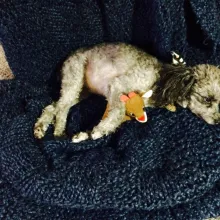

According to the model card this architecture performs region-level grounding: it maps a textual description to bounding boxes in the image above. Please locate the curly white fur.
[34,43,220,142]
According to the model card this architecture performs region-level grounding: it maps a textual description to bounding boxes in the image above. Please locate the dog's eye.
[204,97,212,103]
[130,113,135,117]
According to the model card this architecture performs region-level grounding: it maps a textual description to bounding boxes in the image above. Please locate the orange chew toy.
[102,92,148,123]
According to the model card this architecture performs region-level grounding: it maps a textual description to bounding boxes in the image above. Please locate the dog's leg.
[91,102,125,140]
[72,102,126,142]
[53,52,86,137]
[91,82,126,140]
[72,103,125,142]
[34,102,56,139]
[102,103,110,120]
[102,103,131,122]
[72,77,126,142]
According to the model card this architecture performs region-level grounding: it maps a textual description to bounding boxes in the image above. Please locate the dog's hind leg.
[34,102,56,139]
[53,52,87,137]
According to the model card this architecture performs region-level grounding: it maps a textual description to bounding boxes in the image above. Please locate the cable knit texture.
[0,0,220,219]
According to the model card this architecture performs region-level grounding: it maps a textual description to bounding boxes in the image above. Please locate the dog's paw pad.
[72,132,89,143]
[34,124,45,139]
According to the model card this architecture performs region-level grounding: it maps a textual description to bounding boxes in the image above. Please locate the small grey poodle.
[34,43,220,142]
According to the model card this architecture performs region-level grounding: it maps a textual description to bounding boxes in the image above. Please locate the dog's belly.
[84,43,160,98]
[85,45,135,96]
[85,61,123,96]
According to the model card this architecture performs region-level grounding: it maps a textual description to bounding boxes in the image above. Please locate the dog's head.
[152,64,220,125]
[186,64,220,124]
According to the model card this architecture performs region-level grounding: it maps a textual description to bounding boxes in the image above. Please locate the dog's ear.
[152,64,196,107]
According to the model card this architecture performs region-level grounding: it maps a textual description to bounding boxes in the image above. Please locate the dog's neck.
[149,63,195,108]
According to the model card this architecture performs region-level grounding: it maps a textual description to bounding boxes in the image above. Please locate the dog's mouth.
[136,112,148,123]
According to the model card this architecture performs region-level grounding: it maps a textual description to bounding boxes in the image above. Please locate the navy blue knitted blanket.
[0,1,220,219]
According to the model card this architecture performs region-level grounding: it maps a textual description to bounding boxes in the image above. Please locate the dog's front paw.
[34,123,47,139]
[72,132,89,143]
[91,130,104,140]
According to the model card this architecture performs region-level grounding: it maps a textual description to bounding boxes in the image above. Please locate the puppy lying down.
[34,43,220,142]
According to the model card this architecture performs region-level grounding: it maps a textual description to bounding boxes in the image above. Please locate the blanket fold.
[0,0,220,219]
